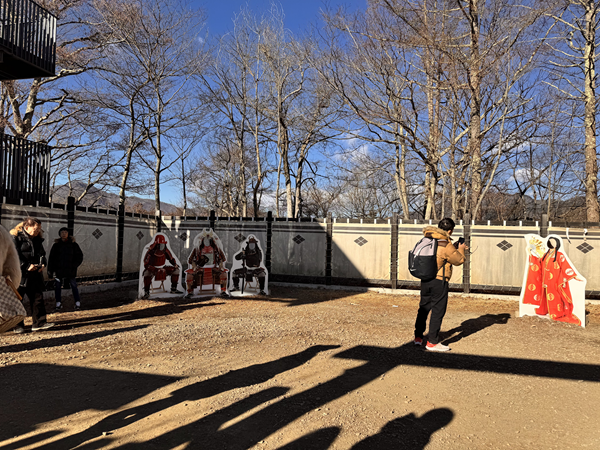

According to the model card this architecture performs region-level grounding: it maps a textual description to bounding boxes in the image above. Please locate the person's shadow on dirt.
[277,427,341,449]
[440,313,510,346]
[50,297,225,330]
[277,408,454,450]
[351,408,454,450]
[40,344,339,450]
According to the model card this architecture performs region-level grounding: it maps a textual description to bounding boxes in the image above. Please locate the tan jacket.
[1,224,21,286]
[422,226,465,281]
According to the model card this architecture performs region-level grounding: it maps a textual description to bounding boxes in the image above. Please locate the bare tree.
[544,0,600,221]
[319,0,550,220]
[197,8,272,217]
[91,0,207,212]
[168,125,207,216]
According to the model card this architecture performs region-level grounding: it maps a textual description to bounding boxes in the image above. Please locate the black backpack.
[408,236,438,281]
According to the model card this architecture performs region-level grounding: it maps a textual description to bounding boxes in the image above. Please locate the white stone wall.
[3,202,599,293]
[332,221,391,280]
[272,221,326,277]
[74,211,118,276]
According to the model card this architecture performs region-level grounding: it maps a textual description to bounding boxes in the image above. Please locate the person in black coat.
[10,217,54,332]
[47,227,84,310]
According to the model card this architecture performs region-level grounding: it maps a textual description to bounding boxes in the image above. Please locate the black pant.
[17,285,48,328]
[414,278,448,345]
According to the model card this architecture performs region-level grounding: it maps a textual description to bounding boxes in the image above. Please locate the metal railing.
[0,0,56,78]
[0,133,51,205]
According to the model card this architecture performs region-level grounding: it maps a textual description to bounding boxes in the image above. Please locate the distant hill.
[51,182,180,215]
[478,192,586,221]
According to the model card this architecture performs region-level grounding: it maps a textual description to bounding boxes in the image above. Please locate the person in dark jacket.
[48,227,84,310]
[10,218,54,333]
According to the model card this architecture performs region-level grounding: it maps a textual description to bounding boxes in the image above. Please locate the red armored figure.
[185,231,228,298]
[142,234,182,299]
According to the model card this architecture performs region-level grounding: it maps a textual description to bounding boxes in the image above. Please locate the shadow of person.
[351,408,454,450]
[47,339,600,450]
[43,345,339,450]
[0,324,149,354]
[441,313,510,346]
[277,427,341,449]
[56,297,224,330]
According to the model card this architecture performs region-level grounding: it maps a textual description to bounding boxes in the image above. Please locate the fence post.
[67,196,75,236]
[463,213,471,294]
[390,212,399,289]
[156,209,162,232]
[209,210,216,230]
[266,211,273,274]
[540,214,549,238]
[326,213,333,285]
[116,203,125,282]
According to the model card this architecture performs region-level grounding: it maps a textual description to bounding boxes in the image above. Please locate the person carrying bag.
[10,218,55,333]
[0,225,26,333]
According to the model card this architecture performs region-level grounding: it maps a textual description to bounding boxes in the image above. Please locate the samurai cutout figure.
[140,233,183,299]
[185,229,228,298]
[229,235,268,296]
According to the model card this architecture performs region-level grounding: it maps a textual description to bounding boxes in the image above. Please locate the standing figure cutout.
[185,229,228,298]
[229,235,268,296]
[139,233,183,299]
[519,234,586,327]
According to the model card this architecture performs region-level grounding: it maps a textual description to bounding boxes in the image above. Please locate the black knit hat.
[58,227,70,236]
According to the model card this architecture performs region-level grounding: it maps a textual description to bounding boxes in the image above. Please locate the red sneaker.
[414,337,423,346]
[426,342,450,352]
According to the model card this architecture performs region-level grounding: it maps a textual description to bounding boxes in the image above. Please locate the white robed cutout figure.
[519,234,586,327]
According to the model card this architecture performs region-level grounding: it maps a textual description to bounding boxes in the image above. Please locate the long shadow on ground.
[440,313,511,345]
[32,345,338,449]
[0,325,149,354]
[18,339,600,450]
[50,298,224,331]
[227,285,374,308]
[279,408,454,450]
[0,361,180,446]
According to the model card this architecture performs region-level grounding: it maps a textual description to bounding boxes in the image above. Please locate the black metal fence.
[0,133,51,205]
[0,0,56,79]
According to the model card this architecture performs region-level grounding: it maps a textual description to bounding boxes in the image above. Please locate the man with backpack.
[412,218,466,352]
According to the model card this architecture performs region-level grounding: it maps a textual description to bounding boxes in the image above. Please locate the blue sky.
[196,0,366,36]
[155,0,367,206]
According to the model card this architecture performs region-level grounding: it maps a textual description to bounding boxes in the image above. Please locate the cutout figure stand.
[519,234,586,327]
[185,229,229,298]
[138,233,183,299]
[229,234,269,297]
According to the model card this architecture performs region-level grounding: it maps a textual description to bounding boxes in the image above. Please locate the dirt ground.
[1,285,599,450]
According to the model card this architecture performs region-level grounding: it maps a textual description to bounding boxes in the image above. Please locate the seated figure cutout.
[185,229,229,298]
[138,233,183,299]
[229,234,269,297]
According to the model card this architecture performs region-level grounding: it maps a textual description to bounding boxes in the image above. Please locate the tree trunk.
[119,149,134,210]
[283,138,294,218]
[294,150,306,218]
[276,152,282,218]
[584,0,600,222]
[182,157,187,217]
[466,0,483,219]
[393,128,410,219]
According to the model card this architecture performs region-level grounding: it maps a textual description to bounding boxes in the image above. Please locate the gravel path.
[1,286,599,449]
